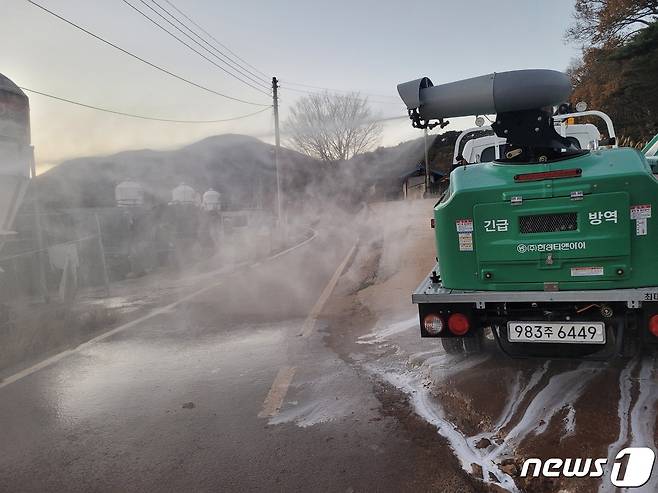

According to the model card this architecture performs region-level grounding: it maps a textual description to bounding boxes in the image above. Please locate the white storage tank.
[115,180,144,207]
[202,189,221,211]
[0,73,30,151]
[171,183,198,205]
[0,73,31,238]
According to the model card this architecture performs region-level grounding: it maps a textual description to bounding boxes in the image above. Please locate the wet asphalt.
[0,231,465,493]
[3,203,657,493]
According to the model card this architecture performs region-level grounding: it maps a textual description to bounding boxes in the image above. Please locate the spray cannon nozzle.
[403,107,449,130]
[398,69,577,157]
[397,69,571,127]
[399,77,442,129]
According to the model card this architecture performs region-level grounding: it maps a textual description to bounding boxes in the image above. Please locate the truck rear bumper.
[413,263,658,305]
[413,263,658,359]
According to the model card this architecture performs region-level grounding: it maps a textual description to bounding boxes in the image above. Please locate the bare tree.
[283,92,382,163]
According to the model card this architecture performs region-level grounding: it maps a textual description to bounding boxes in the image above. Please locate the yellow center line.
[257,243,357,419]
[300,243,357,338]
[258,366,297,418]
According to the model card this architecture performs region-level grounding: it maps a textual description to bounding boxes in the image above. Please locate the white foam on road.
[357,316,418,344]
[375,367,521,492]
[619,355,657,493]
[469,361,550,447]
[360,317,622,492]
[599,357,639,493]
[562,404,577,439]
[496,362,549,434]
[424,353,491,381]
[268,361,367,428]
[629,356,658,449]
[407,348,443,366]
[520,364,600,439]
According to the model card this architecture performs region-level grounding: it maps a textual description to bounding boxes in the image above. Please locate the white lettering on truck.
[484,219,509,232]
[517,242,586,254]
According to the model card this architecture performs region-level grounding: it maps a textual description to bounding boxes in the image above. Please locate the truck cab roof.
[457,123,602,165]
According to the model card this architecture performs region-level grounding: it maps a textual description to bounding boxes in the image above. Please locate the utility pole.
[423,122,440,198]
[423,127,430,197]
[95,213,110,297]
[272,77,282,224]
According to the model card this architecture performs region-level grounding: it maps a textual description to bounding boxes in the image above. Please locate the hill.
[31,131,464,212]
[33,134,319,211]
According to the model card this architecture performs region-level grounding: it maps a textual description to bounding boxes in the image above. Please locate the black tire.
[441,331,485,355]
[621,334,639,358]
[441,338,465,354]
[463,332,484,354]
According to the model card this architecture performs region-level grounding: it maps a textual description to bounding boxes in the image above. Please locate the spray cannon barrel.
[397,69,571,125]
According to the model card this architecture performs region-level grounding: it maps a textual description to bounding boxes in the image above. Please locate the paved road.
[0,229,466,493]
[3,200,657,493]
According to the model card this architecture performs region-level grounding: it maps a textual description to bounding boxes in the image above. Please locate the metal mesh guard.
[519,212,577,234]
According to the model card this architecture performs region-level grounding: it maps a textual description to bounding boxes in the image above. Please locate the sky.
[2,0,582,173]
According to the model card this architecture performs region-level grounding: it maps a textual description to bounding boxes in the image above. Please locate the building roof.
[400,163,444,180]
[0,73,26,98]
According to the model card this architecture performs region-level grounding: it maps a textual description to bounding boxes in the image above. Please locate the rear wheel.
[441,331,484,355]
[463,332,484,354]
[621,333,639,358]
[441,338,464,354]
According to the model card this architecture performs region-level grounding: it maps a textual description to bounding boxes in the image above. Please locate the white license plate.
[507,321,606,344]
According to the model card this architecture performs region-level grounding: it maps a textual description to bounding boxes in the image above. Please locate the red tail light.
[448,313,470,336]
[423,314,444,335]
[649,315,658,337]
[514,168,582,182]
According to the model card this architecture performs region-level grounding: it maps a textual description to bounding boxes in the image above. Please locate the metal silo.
[171,183,198,205]
[201,188,221,211]
[0,73,32,241]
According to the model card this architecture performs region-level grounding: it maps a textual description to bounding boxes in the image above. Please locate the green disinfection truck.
[398,69,658,358]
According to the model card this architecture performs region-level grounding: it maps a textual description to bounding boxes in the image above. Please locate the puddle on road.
[38,325,289,422]
[83,296,145,314]
[357,317,658,492]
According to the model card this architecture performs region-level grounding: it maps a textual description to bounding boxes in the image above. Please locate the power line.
[137,2,401,106]
[147,0,270,88]
[121,0,270,95]
[162,0,270,80]
[21,86,272,122]
[147,1,400,106]
[26,0,270,106]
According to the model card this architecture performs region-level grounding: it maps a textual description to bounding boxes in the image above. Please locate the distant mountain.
[33,134,319,211]
[30,131,463,212]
